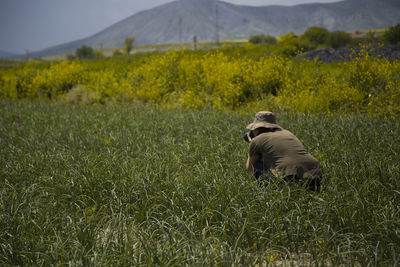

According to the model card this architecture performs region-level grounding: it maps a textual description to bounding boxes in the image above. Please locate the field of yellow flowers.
[1,46,399,115]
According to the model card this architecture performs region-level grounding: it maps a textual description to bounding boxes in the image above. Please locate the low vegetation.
[1,25,399,265]
[251,27,352,54]
[251,24,400,56]
[1,101,399,265]
[249,35,278,46]
[383,23,400,45]
[1,45,399,116]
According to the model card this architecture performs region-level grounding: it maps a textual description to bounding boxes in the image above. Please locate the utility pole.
[193,35,197,50]
[215,4,219,44]
[179,16,182,43]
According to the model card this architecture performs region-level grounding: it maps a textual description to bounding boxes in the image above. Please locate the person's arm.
[246,134,260,173]
[246,154,260,173]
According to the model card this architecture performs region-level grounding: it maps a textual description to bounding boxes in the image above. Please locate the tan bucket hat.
[246,111,282,131]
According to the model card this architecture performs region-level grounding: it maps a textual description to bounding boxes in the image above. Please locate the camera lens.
[243,131,255,142]
[243,132,250,142]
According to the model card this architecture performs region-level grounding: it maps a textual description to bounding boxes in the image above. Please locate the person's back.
[250,129,321,180]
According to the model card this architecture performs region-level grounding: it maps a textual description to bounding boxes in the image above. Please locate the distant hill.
[30,0,400,58]
[0,51,19,59]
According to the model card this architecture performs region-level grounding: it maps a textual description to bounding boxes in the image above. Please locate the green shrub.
[124,37,135,55]
[113,49,123,57]
[249,34,278,45]
[264,35,278,45]
[277,43,298,57]
[383,23,400,45]
[302,27,330,45]
[76,45,96,59]
[279,32,298,43]
[328,31,351,49]
[249,35,264,44]
[293,38,317,52]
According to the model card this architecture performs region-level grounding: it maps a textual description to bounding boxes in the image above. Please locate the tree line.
[68,37,135,60]
[249,24,400,51]
[70,24,400,59]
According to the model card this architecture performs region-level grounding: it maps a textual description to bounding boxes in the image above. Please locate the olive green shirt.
[249,129,322,179]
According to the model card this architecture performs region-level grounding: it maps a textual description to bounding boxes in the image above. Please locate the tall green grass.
[1,100,399,265]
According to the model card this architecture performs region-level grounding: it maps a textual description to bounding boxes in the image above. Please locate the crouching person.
[244,111,322,191]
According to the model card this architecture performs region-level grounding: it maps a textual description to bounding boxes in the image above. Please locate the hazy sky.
[0,0,341,54]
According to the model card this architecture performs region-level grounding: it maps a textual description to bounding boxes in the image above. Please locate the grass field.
[1,100,399,265]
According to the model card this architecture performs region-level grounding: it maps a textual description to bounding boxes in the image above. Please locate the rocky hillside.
[30,0,400,58]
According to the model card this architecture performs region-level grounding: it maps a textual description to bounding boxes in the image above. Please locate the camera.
[243,131,255,142]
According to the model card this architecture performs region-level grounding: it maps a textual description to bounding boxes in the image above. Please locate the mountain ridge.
[0,50,20,59]
[27,0,400,58]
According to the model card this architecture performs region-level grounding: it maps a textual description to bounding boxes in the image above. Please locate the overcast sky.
[0,0,341,54]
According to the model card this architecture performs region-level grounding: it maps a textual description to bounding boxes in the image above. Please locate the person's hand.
[248,130,255,142]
